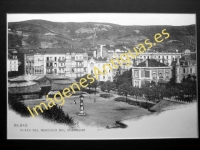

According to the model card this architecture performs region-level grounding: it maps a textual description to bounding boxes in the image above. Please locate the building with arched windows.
[132,58,172,87]
[87,57,113,82]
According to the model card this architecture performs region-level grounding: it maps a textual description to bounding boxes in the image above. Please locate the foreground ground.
[24,93,150,128]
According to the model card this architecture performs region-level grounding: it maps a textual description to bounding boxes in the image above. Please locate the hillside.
[8,20,196,53]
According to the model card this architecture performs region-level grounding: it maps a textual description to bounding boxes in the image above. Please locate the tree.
[101,81,116,98]
[101,81,115,92]
[114,69,132,88]
[90,80,98,95]
[118,82,131,103]
[129,86,140,104]
[75,74,97,92]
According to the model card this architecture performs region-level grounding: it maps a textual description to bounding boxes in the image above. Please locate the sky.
[7,13,196,26]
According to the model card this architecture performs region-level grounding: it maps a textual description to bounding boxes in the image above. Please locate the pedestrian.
[94,98,96,103]
[74,100,76,104]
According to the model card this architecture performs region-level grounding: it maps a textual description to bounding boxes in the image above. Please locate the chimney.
[100,45,105,57]
[162,56,164,63]
[93,50,96,57]
[145,59,148,67]
[177,57,180,66]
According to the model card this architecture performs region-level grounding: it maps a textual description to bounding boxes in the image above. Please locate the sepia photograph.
[7,13,198,139]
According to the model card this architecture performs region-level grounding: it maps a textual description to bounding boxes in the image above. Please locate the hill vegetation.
[8,20,196,53]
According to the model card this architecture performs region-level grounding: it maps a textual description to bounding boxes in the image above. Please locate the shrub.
[8,94,31,117]
[8,94,75,126]
[41,104,75,126]
[100,93,114,98]
[83,88,99,94]
[114,97,155,109]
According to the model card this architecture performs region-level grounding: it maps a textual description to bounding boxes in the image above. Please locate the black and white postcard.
[7,13,198,139]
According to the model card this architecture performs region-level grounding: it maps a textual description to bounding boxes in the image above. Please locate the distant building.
[8,74,78,99]
[94,45,183,67]
[8,56,18,72]
[95,44,128,58]
[71,52,88,78]
[8,75,42,100]
[132,59,172,87]
[24,49,88,79]
[131,50,182,66]
[172,52,197,83]
[8,49,19,72]
[88,57,113,82]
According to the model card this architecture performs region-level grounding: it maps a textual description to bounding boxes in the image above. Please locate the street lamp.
[78,94,85,116]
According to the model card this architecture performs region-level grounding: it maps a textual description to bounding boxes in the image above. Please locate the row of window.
[134,70,169,78]
[182,68,194,74]
[35,66,44,75]
[46,56,70,61]
[9,61,17,64]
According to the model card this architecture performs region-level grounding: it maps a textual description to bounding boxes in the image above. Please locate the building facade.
[172,52,197,83]
[8,56,18,72]
[24,49,88,79]
[132,59,172,87]
[94,45,182,67]
[88,57,113,82]
[131,50,182,66]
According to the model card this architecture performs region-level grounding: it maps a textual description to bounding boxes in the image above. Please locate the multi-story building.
[172,52,196,83]
[8,49,19,72]
[24,49,88,79]
[88,57,113,82]
[132,59,172,87]
[25,54,34,74]
[94,45,182,67]
[71,52,88,78]
[94,44,128,58]
[129,49,182,67]
[8,56,18,72]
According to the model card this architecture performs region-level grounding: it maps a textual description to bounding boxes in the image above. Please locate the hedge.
[114,97,155,109]
[100,93,114,98]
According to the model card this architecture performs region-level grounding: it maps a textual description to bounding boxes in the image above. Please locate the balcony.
[46,66,53,69]
[58,65,66,68]
[73,65,84,68]
[74,71,87,74]
[58,72,66,74]
[75,59,84,61]
[58,59,66,62]
[46,60,54,62]
[46,71,53,74]
[152,77,157,80]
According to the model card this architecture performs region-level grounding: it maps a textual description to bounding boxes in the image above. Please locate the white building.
[88,57,113,82]
[130,50,182,66]
[24,49,88,79]
[132,59,172,87]
[8,56,18,72]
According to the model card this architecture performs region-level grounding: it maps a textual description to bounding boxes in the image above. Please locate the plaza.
[24,93,150,128]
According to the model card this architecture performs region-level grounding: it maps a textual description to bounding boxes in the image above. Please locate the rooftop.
[93,57,108,61]
[45,74,73,80]
[8,81,38,87]
[19,48,86,54]
[136,59,168,67]
[180,53,196,60]
[8,75,44,82]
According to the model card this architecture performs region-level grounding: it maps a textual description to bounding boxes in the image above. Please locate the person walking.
[74,100,76,104]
